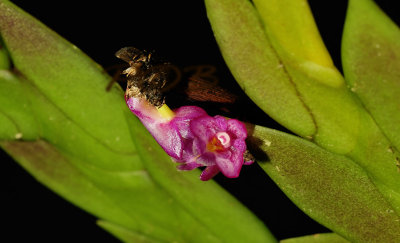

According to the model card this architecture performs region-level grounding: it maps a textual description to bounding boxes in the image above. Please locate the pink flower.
[187,115,250,180]
[126,96,253,181]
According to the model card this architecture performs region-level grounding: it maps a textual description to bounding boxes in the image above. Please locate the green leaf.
[205,0,316,138]
[340,0,400,215]
[0,70,39,140]
[0,111,18,139]
[0,0,134,153]
[0,140,140,231]
[280,233,349,243]
[249,125,400,242]
[1,1,277,242]
[252,0,343,87]
[97,220,169,243]
[342,0,400,151]
[0,38,10,69]
[205,0,359,155]
[206,0,400,217]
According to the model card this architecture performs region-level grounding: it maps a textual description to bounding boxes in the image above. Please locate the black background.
[2,1,399,242]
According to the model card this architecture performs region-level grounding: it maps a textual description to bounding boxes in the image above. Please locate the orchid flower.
[118,46,252,180]
[125,95,253,181]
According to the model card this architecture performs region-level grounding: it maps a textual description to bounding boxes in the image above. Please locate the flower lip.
[206,132,232,153]
[216,131,231,148]
[207,136,226,152]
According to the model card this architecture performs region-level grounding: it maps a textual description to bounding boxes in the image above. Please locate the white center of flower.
[216,132,231,148]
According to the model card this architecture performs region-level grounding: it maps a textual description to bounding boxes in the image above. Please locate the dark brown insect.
[115,47,170,107]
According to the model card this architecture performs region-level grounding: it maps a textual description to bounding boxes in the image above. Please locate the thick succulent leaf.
[0,0,134,153]
[0,2,276,242]
[348,112,400,215]
[206,0,400,216]
[206,0,358,155]
[280,233,349,243]
[23,74,141,172]
[1,140,236,242]
[249,125,400,242]
[342,0,400,151]
[285,69,400,215]
[97,220,164,243]
[252,0,343,88]
[0,39,10,69]
[0,70,39,140]
[205,0,357,155]
[0,112,17,138]
[205,0,316,138]
[340,0,400,214]
[0,139,140,230]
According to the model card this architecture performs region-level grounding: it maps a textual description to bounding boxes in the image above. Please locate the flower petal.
[200,165,220,181]
[215,155,243,178]
[174,106,208,119]
[171,106,208,139]
[192,137,206,155]
[177,162,202,171]
[190,116,220,142]
[227,119,247,139]
[126,97,183,159]
[126,97,164,123]
[198,151,217,166]
[231,139,247,153]
[155,122,183,159]
[215,140,246,178]
[214,115,228,131]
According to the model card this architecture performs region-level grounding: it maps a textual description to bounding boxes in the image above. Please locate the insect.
[115,48,236,108]
[115,47,170,107]
[114,47,252,118]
